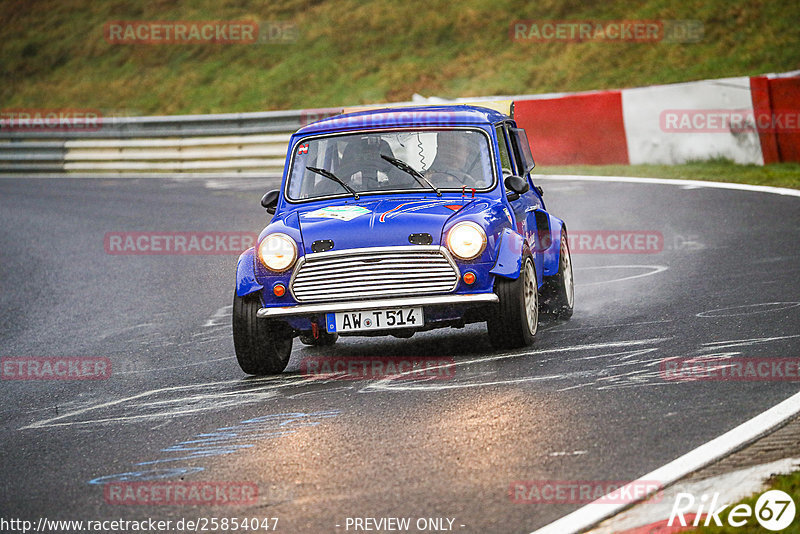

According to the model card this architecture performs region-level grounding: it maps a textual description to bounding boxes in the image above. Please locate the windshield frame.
[282,126,499,204]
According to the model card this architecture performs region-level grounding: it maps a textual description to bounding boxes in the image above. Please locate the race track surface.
[1,176,798,533]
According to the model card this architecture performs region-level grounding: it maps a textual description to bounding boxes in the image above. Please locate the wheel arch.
[542,215,566,278]
[236,247,264,298]
[489,227,524,280]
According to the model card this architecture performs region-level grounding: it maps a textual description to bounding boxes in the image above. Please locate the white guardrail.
[0,110,322,178]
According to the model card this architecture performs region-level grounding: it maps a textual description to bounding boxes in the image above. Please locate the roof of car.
[296,105,510,134]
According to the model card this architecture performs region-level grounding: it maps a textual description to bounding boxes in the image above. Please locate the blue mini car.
[233,105,573,374]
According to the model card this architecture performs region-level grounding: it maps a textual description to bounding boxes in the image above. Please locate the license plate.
[326,307,424,333]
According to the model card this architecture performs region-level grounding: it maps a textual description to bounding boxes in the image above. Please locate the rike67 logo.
[669,489,796,531]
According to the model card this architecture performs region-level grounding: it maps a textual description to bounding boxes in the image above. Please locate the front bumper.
[256,293,498,319]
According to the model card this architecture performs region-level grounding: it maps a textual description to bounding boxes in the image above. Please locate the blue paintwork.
[235,248,262,297]
[236,105,568,332]
[490,228,524,278]
[297,197,458,253]
[543,214,566,277]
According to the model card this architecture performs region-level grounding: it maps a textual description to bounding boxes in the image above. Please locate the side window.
[495,125,514,178]
[508,127,535,175]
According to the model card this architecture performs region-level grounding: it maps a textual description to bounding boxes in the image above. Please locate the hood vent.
[408,233,433,245]
[311,239,334,253]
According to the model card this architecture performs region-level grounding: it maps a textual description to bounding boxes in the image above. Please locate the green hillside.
[1,0,799,115]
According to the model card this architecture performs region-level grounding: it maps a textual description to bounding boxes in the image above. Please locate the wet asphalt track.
[0,176,799,533]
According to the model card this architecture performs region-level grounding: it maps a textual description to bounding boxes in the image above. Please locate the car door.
[497,122,545,285]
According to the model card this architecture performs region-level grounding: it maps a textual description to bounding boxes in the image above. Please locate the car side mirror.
[504,175,529,201]
[261,190,280,214]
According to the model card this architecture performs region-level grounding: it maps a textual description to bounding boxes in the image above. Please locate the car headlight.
[446,221,487,261]
[258,233,298,272]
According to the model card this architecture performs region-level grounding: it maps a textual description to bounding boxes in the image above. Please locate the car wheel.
[232,292,293,375]
[299,330,338,346]
[487,251,538,349]
[541,229,574,319]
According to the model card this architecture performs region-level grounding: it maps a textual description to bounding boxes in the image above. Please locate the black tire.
[391,330,415,339]
[232,292,293,375]
[540,229,574,320]
[487,251,539,349]
[299,330,338,346]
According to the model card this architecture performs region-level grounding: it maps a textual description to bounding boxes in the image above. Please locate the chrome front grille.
[290,246,460,302]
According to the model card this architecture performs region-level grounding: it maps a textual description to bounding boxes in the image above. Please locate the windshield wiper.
[380,154,441,197]
[306,166,359,199]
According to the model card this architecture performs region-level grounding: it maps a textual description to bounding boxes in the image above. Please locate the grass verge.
[1,0,798,114]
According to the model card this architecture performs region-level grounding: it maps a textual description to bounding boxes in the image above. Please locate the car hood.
[295,198,473,255]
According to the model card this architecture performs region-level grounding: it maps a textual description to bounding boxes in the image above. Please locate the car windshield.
[286,129,494,201]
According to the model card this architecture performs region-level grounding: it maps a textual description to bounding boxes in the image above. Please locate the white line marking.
[536,174,800,198]
[575,265,669,286]
[700,334,800,350]
[367,373,568,391]
[569,347,659,363]
[529,388,800,534]
[19,376,300,429]
[549,450,588,457]
[696,301,800,317]
[545,319,673,334]
[362,338,669,392]
[114,356,231,376]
